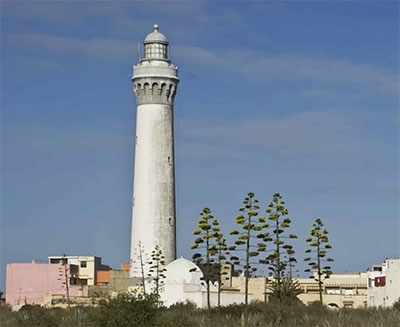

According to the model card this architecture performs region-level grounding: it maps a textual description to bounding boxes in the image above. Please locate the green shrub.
[393,298,400,311]
[0,303,15,327]
[157,301,200,327]
[1,299,400,327]
[2,305,61,327]
[86,291,160,327]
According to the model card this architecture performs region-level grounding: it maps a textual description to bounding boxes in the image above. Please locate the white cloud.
[8,33,135,62]
[3,122,132,154]
[175,47,398,96]
[299,89,335,98]
[2,2,84,25]
[4,3,398,95]
[9,56,67,74]
[174,46,223,67]
[177,110,388,159]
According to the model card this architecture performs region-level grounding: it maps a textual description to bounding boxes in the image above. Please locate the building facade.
[130,25,179,281]
[6,255,110,309]
[6,260,88,308]
[367,258,400,307]
[295,272,368,308]
[89,263,130,297]
[155,257,249,308]
[48,255,109,286]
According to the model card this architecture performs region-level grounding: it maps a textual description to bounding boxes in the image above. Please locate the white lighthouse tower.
[130,25,178,281]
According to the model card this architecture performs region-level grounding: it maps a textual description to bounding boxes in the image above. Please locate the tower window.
[145,43,167,59]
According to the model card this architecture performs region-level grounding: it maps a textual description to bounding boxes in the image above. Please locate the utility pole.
[62,254,70,307]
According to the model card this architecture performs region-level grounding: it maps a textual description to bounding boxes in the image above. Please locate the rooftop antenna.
[137,38,141,61]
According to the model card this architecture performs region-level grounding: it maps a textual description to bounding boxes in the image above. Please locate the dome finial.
[153,24,159,32]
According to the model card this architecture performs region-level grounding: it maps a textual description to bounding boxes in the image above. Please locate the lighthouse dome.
[143,24,169,60]
[144,24,168,45]
[165,257,203,284]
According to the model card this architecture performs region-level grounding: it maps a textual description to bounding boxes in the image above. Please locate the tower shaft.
[130,25,178,280]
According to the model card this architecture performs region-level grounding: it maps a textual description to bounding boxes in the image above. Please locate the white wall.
[130,103,176,278]
[368,258,400,307]
[161,283,250,308]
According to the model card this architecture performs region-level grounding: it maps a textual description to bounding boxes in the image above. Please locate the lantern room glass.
[145,43,168,59]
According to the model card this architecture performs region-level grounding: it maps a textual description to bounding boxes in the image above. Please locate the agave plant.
[269,276,302,305]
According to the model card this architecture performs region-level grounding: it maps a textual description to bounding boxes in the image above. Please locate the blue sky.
[1,1,399,291]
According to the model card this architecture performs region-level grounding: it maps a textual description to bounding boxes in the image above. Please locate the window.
[145,43,167,59]
[80,261,87,268]
[326,288,340,295]
[80,279,88,285]
[375,276,386,287]
[344,288,354,295]
[343,302,353,309]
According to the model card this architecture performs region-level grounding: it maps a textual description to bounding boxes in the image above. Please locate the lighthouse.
[130,25,179,281]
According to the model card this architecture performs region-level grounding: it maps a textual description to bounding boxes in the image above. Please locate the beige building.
[48,255,109,287]
[295,272,368,308]
[231,276,267,302]
[228,268,368,308]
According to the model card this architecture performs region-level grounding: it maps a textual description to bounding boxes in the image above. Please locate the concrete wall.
[296,272,368,308]
[77,256,97,286]
[48,255,102,286]
[89,270,129,297]
[6,261,87,307]
[231,276,267,302]
[130,102,176,278]
[161,282,249,308]
[368,258,400,307]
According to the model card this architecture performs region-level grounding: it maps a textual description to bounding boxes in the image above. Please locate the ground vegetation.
[1,300,400,327]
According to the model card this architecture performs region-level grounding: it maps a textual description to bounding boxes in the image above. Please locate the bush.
[157,301,200,327]
[1,299,400,327]
[1,305,62,327]
[0,303,15,327]
[86,291,160,327]
[393,298,400,311]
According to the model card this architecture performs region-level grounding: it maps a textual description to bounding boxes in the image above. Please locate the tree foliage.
[213,235,229,306]
[304,218,334,305]
[131,241,149,293]
[260,193,298,283]
[191,207,223,311]
[228,192,269,326]
[148,245,167,298]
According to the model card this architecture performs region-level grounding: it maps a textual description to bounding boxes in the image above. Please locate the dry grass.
[1,301,399,327]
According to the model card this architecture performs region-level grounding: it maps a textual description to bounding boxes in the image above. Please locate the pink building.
[6,260,88,306]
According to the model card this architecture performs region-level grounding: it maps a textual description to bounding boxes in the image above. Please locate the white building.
[130,24,179,282]
[367,258,400,307]
[160,257,249,308]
